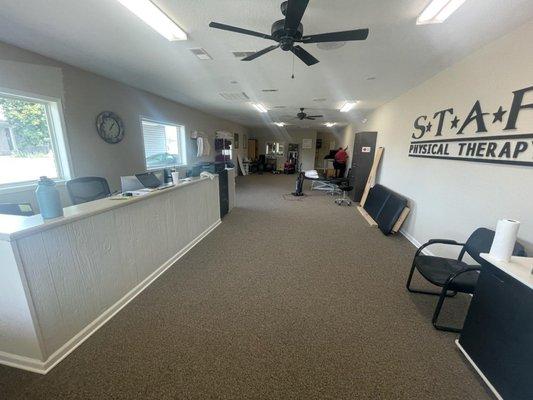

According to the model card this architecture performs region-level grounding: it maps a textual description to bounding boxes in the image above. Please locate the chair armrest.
[444,266,482,288]
[427,239,464,246]
[415,239,465,257]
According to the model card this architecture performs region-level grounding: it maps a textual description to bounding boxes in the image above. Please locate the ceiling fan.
[209,0,369,66]
[296,108,323,120]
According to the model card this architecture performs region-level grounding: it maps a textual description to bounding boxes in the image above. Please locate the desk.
[0,177,221,374]
[456,254,533,400]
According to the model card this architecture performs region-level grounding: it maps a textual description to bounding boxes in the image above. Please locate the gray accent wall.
[0,42,248,209]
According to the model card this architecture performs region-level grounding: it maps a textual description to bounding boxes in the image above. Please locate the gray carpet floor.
[0,174,493,399]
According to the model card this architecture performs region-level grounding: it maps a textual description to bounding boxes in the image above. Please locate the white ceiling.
[0,0,532,129]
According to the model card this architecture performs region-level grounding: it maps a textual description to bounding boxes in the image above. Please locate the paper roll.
[489,219,520,262]
[171,171,179,185]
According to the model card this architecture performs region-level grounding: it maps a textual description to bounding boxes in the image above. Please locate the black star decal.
[451,116,460,129]
[426,122,432,133]
[492,106,507,123]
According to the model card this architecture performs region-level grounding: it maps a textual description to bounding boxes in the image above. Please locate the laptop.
[135,172,173,191]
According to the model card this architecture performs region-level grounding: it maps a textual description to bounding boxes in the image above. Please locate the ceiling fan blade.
[284,0,309,31]
[306,117,316,120]
[241,45,280,61]
[308,115,323,118]
[209,22,273,40]
[301,28,369,43]
[291,45,319,66]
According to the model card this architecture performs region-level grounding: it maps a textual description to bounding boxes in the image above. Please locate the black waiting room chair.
[406,227,527,333]
[66,176,111,205]
[0,203,35,216]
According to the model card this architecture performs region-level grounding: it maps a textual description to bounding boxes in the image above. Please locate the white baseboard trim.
[0,219,222,375]
[400,228,433,256]
[455,339,503,400]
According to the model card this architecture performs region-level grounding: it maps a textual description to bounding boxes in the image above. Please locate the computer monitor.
[135,172,162,189]
[120,175,144,192]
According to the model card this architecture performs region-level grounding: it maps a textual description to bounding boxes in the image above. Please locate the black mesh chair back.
[66,177,111,205]
[460,227,527,264]
[0,203,35,216]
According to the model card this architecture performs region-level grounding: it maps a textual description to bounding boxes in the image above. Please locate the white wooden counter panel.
[0,176,221,373]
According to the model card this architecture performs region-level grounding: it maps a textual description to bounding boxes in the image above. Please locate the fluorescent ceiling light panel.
[274,122,286,127]
[117,0,187,41]
[339,101,358,113]
[252,103,268,113]
[417,0,466,25]
[324,122,337,127]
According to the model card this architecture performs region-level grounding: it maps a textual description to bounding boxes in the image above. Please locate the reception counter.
[0,176,222,373]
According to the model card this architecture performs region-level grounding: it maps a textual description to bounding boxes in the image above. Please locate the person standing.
[334,147,348,178]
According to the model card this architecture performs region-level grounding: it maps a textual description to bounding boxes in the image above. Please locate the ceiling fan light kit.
[209,0,369,66]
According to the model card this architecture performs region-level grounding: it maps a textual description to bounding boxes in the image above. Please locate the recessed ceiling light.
[117,0,187,41]
[324,122,337,127]
[274,122,286,127]
[340,101,358,113]
[417,0,466,25]
[251,103,268,113]
[219,92,249,101]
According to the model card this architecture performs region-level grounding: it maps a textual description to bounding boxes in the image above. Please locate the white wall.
[0,42,249,209]
[363,19,533,256]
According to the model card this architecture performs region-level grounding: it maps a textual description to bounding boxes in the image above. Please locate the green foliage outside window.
[0,97,51,156]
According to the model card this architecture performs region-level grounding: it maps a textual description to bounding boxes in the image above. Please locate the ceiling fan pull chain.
[291,52,295,79]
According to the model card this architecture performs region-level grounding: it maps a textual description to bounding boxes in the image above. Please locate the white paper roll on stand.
[489,219,520,262]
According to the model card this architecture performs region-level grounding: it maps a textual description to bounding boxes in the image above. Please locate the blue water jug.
[35,176,64,219]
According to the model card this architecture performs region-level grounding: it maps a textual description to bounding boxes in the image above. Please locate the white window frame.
[0,87,72,194]
[140,117,187,171]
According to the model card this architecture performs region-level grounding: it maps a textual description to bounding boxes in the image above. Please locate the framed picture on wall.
[234,133,239,149]
[243,134,247,149]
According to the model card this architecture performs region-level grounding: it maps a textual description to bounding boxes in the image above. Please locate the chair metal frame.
[406,239,475,333]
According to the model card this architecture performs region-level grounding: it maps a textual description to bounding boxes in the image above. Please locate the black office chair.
[335,184,353,206]
[406,227,527,332]
[0,203,35,216]
[66,177,111,205]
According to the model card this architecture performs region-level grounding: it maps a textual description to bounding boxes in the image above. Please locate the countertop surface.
[480,253,533,289]
[0,176,215,241]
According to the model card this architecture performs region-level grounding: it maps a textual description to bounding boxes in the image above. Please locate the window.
[0,90,70,188]
[141,119,187,170]
[266,142,284,156]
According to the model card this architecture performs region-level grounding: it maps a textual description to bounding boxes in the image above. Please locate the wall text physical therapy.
[409,86,533,166]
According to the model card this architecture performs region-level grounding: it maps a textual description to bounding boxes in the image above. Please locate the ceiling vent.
[219,92,250,101]
[232,51,256,58]
[190,48,212,60]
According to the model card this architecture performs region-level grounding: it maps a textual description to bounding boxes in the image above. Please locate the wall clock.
[96,111,124,144]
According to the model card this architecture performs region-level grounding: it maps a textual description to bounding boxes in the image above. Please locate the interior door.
[350,131,377,202]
